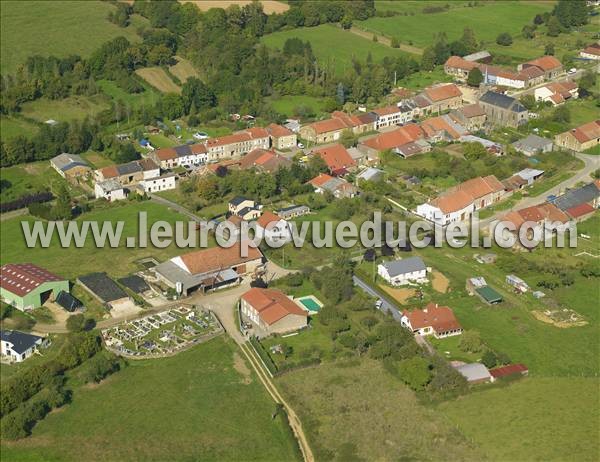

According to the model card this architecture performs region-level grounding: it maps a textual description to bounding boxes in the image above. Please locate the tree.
[372,34,378,43]
[398,357,432,391]
[341,15,352,30]
[66,314,86,333]
[496,32,513,46]
[467,67,483,87]
[552,105,570,123]
[459,330,483,353]
[533,14,544,25]
[547,16,561,37]
[460,27,478,54]
[520,94,536,110]
[522,24,536,39]
[578,70,597,95]
[390,37,400,48]
[463,142,487,160]
[481,350,497,368]
[340,129,358,148]
[52,183,72,220]
[420,47,436,71]
[544,43,555,56]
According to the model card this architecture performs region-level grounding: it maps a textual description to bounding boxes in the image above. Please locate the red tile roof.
[155,148,177,161]
[314,144,356,171]
[445,56,477,71]
[179,244,262,275]
[372,105,401,116]
[239,149,291,172]
[564,120,600,144]
[421,116,461,140]
[523,56,562,71]
[582,44,600,56]
[518,66,544,80]
[0,264,64,297]
[459,104,486,118]
[432,190,474,214]
[266,123,293,138]
[256,211,283,229]
[308,118,348,135]
[242,288,307,325]
[362,124,423,151]
[503,203,570,228]
[566,202,595,219]
[309,173,335,188]
[402,302,462,334]
[99,165,119,179]
[424,84,462,102]
[489,363,528,378]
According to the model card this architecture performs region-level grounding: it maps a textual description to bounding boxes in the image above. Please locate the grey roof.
[554,182,600,211]
[51,153,89,172]
[380,256,426,277]
[515,168,544,181]
[512,134,553,152]
[480,91,526,112]
[78,273,128,303]
[277,205,309,214]
[97,179,123,193]
[154,261,239,292]
[117,275,150,294]
[463,50,491,62]
[357,168,384,182]
[456,363,491,382]
[56,291,83,312]
[174,145,192,157]
[0,330,43,354]
[117,161,143,176]
[230,196,250,206]
[459,135,500,148]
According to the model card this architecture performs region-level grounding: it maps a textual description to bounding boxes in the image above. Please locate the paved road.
[352,275,404,322]
[480,151,600,226]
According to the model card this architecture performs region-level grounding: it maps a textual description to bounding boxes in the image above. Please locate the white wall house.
[140,173,177,193]
[256,212,292,244]
[378,257,428,286]
[1,330,48,363]
[416,201,474,227]
[496,74,526,89]
[94,179,127,201]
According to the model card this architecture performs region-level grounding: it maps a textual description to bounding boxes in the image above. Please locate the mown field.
[135,67,182,94]
[359,1,554,50]
[0,161,64,204]
[0,1,146,74]
[2,337,302,462]
[97,80,160,109]
[261,23,415,75]
[268,95,329,118]
[0,201,192,279]
[0,116,39,142]
[20,96,110,124]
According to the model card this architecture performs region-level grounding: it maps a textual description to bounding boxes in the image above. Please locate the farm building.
[466,277,487,294]
[1,330,49,363]
[240,288,308,336]
[401,303,463,339]
[55,291,83,312]
[489,363,529,380]
[455,363,492,384]
[378,257,428,286]
[0,263,69,311]
[77,273,129,308]
[276,205,310,220]
[50,153,91,179]
[118,275,151,295]
[154,244,265,296]
[475,285,503,305]
[512,135,553,157]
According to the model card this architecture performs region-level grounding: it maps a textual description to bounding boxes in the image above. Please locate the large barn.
[0,264,69,311]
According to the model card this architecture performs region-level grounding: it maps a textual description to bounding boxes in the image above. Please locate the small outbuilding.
[455,363,492,384]
[55,291,83,312]
[512,135,553,157]
[475,286,503,304]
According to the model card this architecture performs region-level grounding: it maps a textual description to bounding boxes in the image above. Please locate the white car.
[297,142,304,149]
[568,68,577,74]
[193,132,209,140]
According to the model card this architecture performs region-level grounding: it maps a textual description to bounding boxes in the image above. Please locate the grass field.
[20,96,110,124]
[359,2,554,50]
[0,1,146,74]
[168,56,200,83]
[438,377,599,461]
[2,337,302,462]
[182,0,289,14]
[268,95,329,118]
[97,80,160,109]
[0,116,39,141]
[79,151,115,169]
[136,67,182,94]
[0,201,191,279]
[261,23,414,75]
[0,161,63,204]
[277,359,481,461]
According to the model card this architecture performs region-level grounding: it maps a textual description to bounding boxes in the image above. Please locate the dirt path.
[349,26,424,55]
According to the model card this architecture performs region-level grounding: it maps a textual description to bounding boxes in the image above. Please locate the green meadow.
[0,201,192,280]
[0,116,39,142]
[261,23,414,75]
[0,1,146,74]
[0,162,63,204]
[1,337,301,462]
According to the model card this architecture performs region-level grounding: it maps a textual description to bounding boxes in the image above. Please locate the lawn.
[0,1,146,74]
[358,1,554,50]
[396,67,453,91]
[438,377,600,461]
[20,95,110,124]
[268,95,329,118]
[1,337,302,462]
[0,201,193,280]
[0,161,63,204]
[97,80,160,110]
[0,116,39,141]
[277,359,482,461]
[79,151,115,169]
[261,23,414,75]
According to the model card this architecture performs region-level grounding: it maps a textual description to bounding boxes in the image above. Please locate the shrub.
[459,330,484,353]
[1,192,53,214]
[496,32,513,46]
[482,350,497,368]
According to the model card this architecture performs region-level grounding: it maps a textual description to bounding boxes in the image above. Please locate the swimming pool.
[296,295,323,313]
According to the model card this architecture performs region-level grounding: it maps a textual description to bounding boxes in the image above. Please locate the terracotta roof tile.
[179,244,262,275]
[523,56,562,71]
[424,84,462,102]
[402,302,462,333]
[314,144,356,171]
[242,288,307,325]
[0,264,64,297]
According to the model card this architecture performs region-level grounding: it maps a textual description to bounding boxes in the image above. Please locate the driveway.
[352,275,404,322]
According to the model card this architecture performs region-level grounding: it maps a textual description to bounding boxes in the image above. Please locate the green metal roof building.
[475,286,503,304]
[0,264,69,311]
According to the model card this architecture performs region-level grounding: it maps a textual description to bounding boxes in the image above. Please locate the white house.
[400,303,463,339]
[1,330,48,363]
[255,211,292,243]
[495,72,526,89]
[140,173,177,193]
[94,179,127,201]
[534,81,578,106]
[378,257,428,286]
[416,196,474,227]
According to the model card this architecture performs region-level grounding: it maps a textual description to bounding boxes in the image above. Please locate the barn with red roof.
[0,264,69,311]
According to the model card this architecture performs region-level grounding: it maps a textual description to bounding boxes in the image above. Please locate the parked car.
[375,299,383,309]
[297,142,304,149]
[193,132,209,140]
[568,68,577,74]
